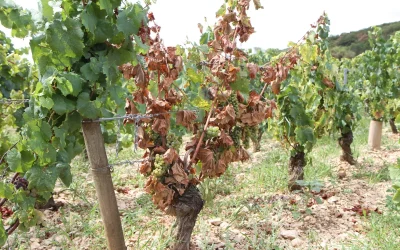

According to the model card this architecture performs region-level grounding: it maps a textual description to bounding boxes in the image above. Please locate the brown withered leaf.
[163,148,179,165]
[166,89,181,105]
[152,180,175,211]
[161,76,174,90]
[132,64,147,89]
[152,118,169,135]
[240,110,265,126]
[271,81,281,94]
[137,126,154,149]
[174,56,183,72]
[238,147,250,162]
[247,63,259,79]
[119,63,138,80]
[219,130,233,146]
[139,161,152,175]
[176,110,197,130]
[149,99,171,113]
[214,104,236,125]
[220,150,235,164]
[166,47,177,62]
[248,91,261,106]
[223,13,237,23]
[170,69,179,80]
[322,77,334,88]
[124,98,139,115]
[153,146,167,154]
[124,99,139,124]
[253,0,264,9]
[198,23,203,34]
[197,148,216,178]
[165,163,189,188]
[227,64,239,82]
[261,66,276,83]
[133,90,147,104]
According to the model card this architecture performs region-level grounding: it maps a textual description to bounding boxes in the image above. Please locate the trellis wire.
[0,99,29,104]
[83,109,199,152]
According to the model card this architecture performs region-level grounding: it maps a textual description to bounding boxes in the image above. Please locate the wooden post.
[82,121,126,250]
[368,120,382,150]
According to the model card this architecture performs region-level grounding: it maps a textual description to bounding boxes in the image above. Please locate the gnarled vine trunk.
[169,185,204,250]
[288,151,305,191]
[253,127,263,152]
[389,118,398,134]
[338,127,356,165]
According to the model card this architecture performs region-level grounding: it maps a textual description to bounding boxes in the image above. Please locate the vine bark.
[169,185,204,250]
[288,151,305,191]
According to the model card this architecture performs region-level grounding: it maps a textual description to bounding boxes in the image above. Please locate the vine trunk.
[338,127,356,165]
[170,185,204,250]
[288,151,306,191]
[389,118,398,134]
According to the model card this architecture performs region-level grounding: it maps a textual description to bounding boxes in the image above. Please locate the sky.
[3,0,400,50]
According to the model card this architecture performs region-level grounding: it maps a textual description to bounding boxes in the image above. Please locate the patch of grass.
[344,211,400,250]
[352,163,391,183]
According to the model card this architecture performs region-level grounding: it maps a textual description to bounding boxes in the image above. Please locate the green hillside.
[328,21,400,59]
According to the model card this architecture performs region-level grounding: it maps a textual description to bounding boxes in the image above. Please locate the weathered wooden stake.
[82,121,126,250]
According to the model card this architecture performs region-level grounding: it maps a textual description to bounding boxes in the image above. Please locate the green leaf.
[77,92,98,119]
[21,150,35,168]
[40,0,54,21]
[56,163,72,186]
[116,4,146,36]
[52,94,76,115]
[60,72,83,96]
[81,3,97,33]
[187,68,203,83]
[99,0,121,16]
[38,96,54,109]
[56,77,73,96]
[0,218,6,247]
[46,18,84,63]
[134,35,149,54]
[216,3,226,17]
[230,75,250,94]
[295,126,315,146]
[94,19,115,43]
[191,96,211,110]
[80,58,102,82]
[6,148,22,172]
[40,121,52,141]
[0,182,14,199]
[290,106,311,126]
[62,112,82,133]
[26,165,59,201]
[393,190,400,203]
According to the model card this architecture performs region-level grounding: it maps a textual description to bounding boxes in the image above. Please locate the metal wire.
[0,99,29,104]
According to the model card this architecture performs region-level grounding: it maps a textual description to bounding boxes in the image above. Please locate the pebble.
[280,229,298,240]
[209,218,223,226]
[291,238,303,247]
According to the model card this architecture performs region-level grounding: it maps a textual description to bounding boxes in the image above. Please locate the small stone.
[291,238,303,247]
[220,222,230,229]
[280,229,298,240]
[238,206,249,215]
[233,234,245,243]
[235,173,246,182]
[214,242,226,248]
[209,218,223,226]
[338,167,346,179]
[304,216,316,224]
[327,196,339,203]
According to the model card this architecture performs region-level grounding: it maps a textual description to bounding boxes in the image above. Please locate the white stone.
[209,218,223,226]
[291,238,303,247]
[280,229,298,240]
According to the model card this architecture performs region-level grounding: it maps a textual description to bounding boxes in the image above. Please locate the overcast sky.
[3,0,400,50]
